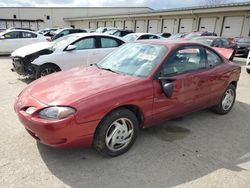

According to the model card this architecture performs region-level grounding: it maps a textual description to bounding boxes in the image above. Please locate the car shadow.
[37,101,250,187]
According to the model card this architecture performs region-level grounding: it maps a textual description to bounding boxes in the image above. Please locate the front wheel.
[35,64,61,79]
[211,84,236,114]
[93,109,139,157]
[247,68,250,74]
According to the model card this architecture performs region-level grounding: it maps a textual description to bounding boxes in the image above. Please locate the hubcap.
[105,118,134,152]
[40,68,57,77]
[222,89,235,111]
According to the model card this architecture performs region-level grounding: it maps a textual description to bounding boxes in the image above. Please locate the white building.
[0,7,152,30]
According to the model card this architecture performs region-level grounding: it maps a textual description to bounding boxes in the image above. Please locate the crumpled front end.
[11,49,53,77]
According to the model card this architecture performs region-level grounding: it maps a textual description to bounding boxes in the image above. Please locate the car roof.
[135,39,213,49]
[1,29,40,35]
[68,33,126,41]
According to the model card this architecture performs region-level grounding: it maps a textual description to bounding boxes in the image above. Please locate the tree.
[202,0,231,6]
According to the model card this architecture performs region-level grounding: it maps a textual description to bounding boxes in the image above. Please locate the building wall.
[0,7,152,29]
[68,8,250,37]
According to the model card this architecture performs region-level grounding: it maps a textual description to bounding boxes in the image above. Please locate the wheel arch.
[95,104,145,134]
[39,62,61,71]
[229,81,237,89]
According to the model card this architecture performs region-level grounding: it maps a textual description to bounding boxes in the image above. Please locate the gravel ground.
[0,56,249,188]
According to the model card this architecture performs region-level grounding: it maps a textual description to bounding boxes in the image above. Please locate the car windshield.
[124,34,139,42]
[195,38,214,46]
[51,35,78,50]
[96,43,168,78]
[238,38,250,43]
[185,33,201,39]
[105,30,117,35]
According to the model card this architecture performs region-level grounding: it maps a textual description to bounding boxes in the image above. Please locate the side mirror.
[0,35,5,40]
[158,77,175,98]
[65,45,77,51]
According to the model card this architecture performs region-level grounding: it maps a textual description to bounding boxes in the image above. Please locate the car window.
[73,38,95,50]
[101,37,119,48]
[221,38,229,47]
[149,35,159,39]
[61,30,70,36]
[22,31,37,38]
[113,31,121,37]
[3,31,21,39]
[206,49,222,66]
[161,47,205,76]
[213,39,222,47]
[138,35,149,40]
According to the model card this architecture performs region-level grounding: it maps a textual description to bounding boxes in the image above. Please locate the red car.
[15,40,241,157]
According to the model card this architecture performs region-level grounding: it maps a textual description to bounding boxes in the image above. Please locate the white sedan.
[123,33,163,42]
[11,33,125,79]
[0,30,48,55]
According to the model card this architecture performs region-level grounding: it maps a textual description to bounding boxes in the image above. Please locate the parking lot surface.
[0,56,250,188]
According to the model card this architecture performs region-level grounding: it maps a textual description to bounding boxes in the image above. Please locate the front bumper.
[15,93,100,148]
[11,57,36,77]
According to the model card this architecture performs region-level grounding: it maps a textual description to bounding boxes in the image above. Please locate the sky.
[0,0,249,9]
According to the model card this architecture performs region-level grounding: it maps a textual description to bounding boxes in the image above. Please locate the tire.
[35,64,61,79]
[247,69,250,74]
[211,84,236,115]
[93,108,139,157]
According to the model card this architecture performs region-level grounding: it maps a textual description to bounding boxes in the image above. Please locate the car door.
[20,31,39,46]
[60,37,97,70]
[0,31,22,53]
[87,36,124,65]
[203,48,228,106]
[152,46,212,124]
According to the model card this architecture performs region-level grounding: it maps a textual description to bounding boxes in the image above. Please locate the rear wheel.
[93,108,139,157]
[212,84,236,114]
[247,68,250,74]
[36,64,61,79]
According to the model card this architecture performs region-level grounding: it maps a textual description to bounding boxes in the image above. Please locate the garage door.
[115,21,124,29]
[30,22,38,31]
[89,22,97,30]
[125,20,134,31]
[13,21,21,28]
[6,21,14,29]
[162,19,175,33]
[221,16,244,37]
[0,21,6,29]
[97,21,104,28]
[21,21,30,29]
[105,21,113,27]
[148,20,159,33]
[37,22,44,30]
[179,18,194,33]
[199,17,217,32]
[135,20,146,32]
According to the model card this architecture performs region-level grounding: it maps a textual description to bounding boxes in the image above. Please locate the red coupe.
[15,40,241,157]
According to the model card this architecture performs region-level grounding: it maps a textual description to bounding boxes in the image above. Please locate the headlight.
[39,106,76,120]
[26,107,37,114]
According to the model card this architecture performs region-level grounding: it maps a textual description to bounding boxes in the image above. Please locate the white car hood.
[11,42,54,57]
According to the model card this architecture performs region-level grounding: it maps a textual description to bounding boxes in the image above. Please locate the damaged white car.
[11,33,125,79]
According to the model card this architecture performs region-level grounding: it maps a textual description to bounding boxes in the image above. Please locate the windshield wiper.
[95,64,121,74]
[100,67,119,74]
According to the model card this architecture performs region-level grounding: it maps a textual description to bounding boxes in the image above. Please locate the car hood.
[11,42,53,57]
[27,66,141,105]
[212,47,234,60]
